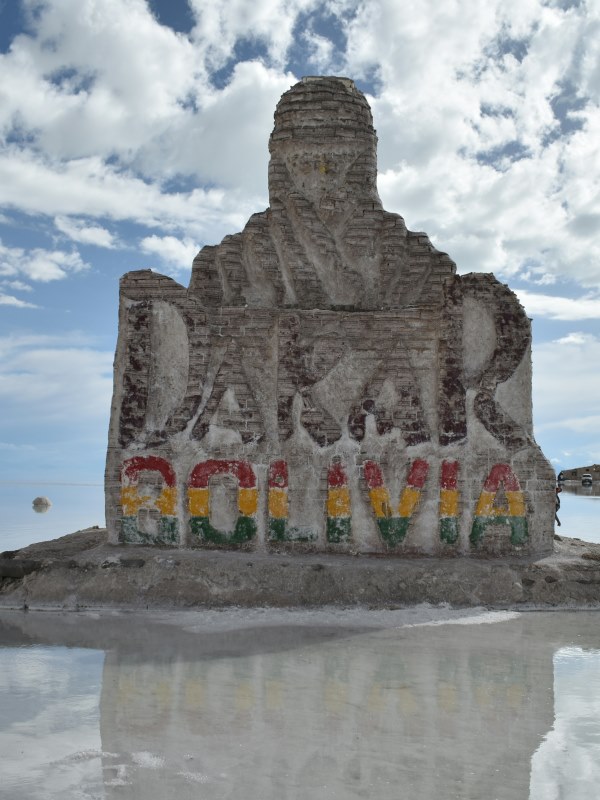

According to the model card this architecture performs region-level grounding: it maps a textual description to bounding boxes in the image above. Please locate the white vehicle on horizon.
[581,472,593,486]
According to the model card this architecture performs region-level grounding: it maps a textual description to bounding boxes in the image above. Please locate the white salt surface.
[131,752,165,769]
[147,603,518,634]
[402,609,522,627]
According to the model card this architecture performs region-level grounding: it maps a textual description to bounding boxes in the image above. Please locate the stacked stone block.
[105,76,555,557]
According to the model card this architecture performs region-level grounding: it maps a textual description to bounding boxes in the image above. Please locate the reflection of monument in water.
[2,611,599,797]
[561,482,600,497]
[97,617,561,799]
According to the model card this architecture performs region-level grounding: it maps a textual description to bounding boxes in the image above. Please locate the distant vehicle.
[581,473,593,486]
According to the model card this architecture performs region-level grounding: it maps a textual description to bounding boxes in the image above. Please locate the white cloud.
[54,216,116,248]
[0,338,113,424]
[376,127,600,285]
[539,414,600,434]
[0,1,293,196]
[3,279,33,291]
[554,332,597,346]
[519,268,556,286]
[303,29,336,72]
[189,0,319,70]
[533,333,600,432]
[343,1,600,287]
[0,0,205,159]
[347,0,580,161]
[0,293,38,308]
[136,60,294,195]
[0,331,98,354]
[139,235,198,271]
[516,290,600,321]
[0,239,89,282]
[0,0,594,290]
[0,149,258,243]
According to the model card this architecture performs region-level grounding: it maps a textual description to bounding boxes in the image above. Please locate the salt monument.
[105,76,555,557]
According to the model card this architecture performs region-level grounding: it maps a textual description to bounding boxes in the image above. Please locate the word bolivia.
[120,455,529,553]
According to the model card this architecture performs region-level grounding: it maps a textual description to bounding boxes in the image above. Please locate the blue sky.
[0,0,599,488]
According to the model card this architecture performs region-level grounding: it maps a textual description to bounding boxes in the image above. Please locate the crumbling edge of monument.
[1,528,600,612]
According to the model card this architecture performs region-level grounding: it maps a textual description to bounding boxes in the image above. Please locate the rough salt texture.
[105,76,555,558]
[1,530,600,610]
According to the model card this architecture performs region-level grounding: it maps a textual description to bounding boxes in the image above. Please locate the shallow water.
[558,482,600,542]
[0,608,599,799]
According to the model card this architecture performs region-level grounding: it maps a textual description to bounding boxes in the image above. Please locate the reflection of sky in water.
[557,487,600,543]
[530,648,600,799]
[0,482,598,550]
[0,611,598,799]
[0,647,105,799]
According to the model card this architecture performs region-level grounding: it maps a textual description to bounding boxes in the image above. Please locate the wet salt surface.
[0,607,599,799]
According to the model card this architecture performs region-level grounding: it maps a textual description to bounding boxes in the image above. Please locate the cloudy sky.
[0,0,599,489]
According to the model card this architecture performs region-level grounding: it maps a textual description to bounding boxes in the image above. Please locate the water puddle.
[0,608,599,799]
